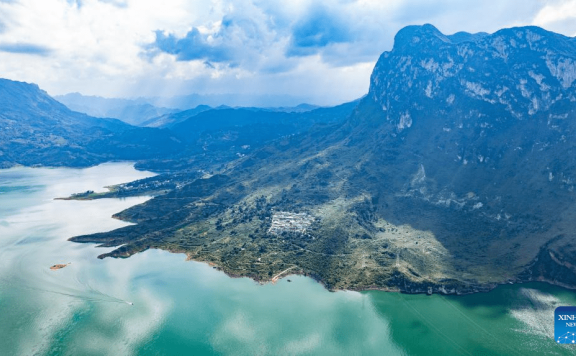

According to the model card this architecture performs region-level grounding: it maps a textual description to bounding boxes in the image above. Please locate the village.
[267,211,316,235]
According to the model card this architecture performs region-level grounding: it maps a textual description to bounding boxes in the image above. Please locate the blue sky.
[0,0,575,105]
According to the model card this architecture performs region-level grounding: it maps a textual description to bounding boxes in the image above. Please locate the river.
[0,162,574,355]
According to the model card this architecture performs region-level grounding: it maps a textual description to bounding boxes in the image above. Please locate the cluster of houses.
[117,179,175,192]
[268,211,315,235]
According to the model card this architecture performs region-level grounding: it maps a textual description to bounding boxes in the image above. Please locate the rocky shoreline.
[73,235,576,297]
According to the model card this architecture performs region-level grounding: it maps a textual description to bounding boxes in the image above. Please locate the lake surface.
[0,162,575,355]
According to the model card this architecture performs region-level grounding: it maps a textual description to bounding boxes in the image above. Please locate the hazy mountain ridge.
[56,92,178,126]
[171,102,358,141]
[67,25,576,293]
[141,105,212,128]
[135,101,358,172]
[56,92,318,125]
[0,79,185,168]
[143,103,323,129]
[148,93,316,110]
[2,78,355,173]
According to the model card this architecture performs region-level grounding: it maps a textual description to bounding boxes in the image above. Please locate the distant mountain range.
[55,92,179,126]
[136,100,358,172]
[55,92,320,126]
[145,93,317,111]
[1,78,355,173]
[0,79,185,168]
[69,24,576,294]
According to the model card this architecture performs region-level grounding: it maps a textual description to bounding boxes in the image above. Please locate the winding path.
[271,266,298,282]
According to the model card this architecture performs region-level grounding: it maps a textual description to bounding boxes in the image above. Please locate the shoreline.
[74,209,576,297]
[51,164,576,298]
[201,256,576,296]
[0,160,150,172]
[84,242,576,297]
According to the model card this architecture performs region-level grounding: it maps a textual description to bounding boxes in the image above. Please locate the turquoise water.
[0,163,575,355]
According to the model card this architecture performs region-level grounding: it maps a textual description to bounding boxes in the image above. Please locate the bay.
[0,163,574,355]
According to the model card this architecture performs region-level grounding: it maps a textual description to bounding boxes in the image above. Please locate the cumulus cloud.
[285,4,352,56]
[149,11,278,69]
[153,28,233,63]
[0,0,575,105]
[534,0,576,35]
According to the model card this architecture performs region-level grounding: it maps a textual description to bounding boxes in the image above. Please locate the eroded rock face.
[71,25,576,294]
[362,24,576,291]
[362,24,576,229]
[371,25,576,127]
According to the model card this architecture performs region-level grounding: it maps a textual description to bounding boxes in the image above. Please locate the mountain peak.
[393,24,450,50]
[391,24,574,52]
[371,23,576,122]
[0,77,68,114]
[0,78,39,89]
[0,78,42,98]
[447,31,489,43]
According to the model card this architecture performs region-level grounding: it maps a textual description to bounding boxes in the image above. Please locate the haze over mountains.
[55,92,317,126]
[55,93,178,127]
[4,24,576,294]
[0,79,185,168]
[1,77,355,173]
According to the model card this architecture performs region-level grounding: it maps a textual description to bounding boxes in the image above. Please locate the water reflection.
[1,163,574,356]
[0,163,402,356]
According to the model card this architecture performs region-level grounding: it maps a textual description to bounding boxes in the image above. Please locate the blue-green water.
[0,163,575,355]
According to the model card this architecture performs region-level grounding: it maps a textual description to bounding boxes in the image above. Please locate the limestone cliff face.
[371,24,576,123]
[359,24,576,290]
[351,25,576,217]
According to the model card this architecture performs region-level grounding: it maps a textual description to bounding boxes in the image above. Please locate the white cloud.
[534,0,576,36]
[0,0,574,105]
[534,0,576,24]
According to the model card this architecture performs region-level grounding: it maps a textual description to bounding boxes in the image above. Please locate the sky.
[0,0,575,106]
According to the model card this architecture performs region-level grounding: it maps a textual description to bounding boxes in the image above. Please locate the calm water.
[0,163,574,356]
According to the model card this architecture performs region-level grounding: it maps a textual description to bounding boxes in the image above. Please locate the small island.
[50,263,70,270]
